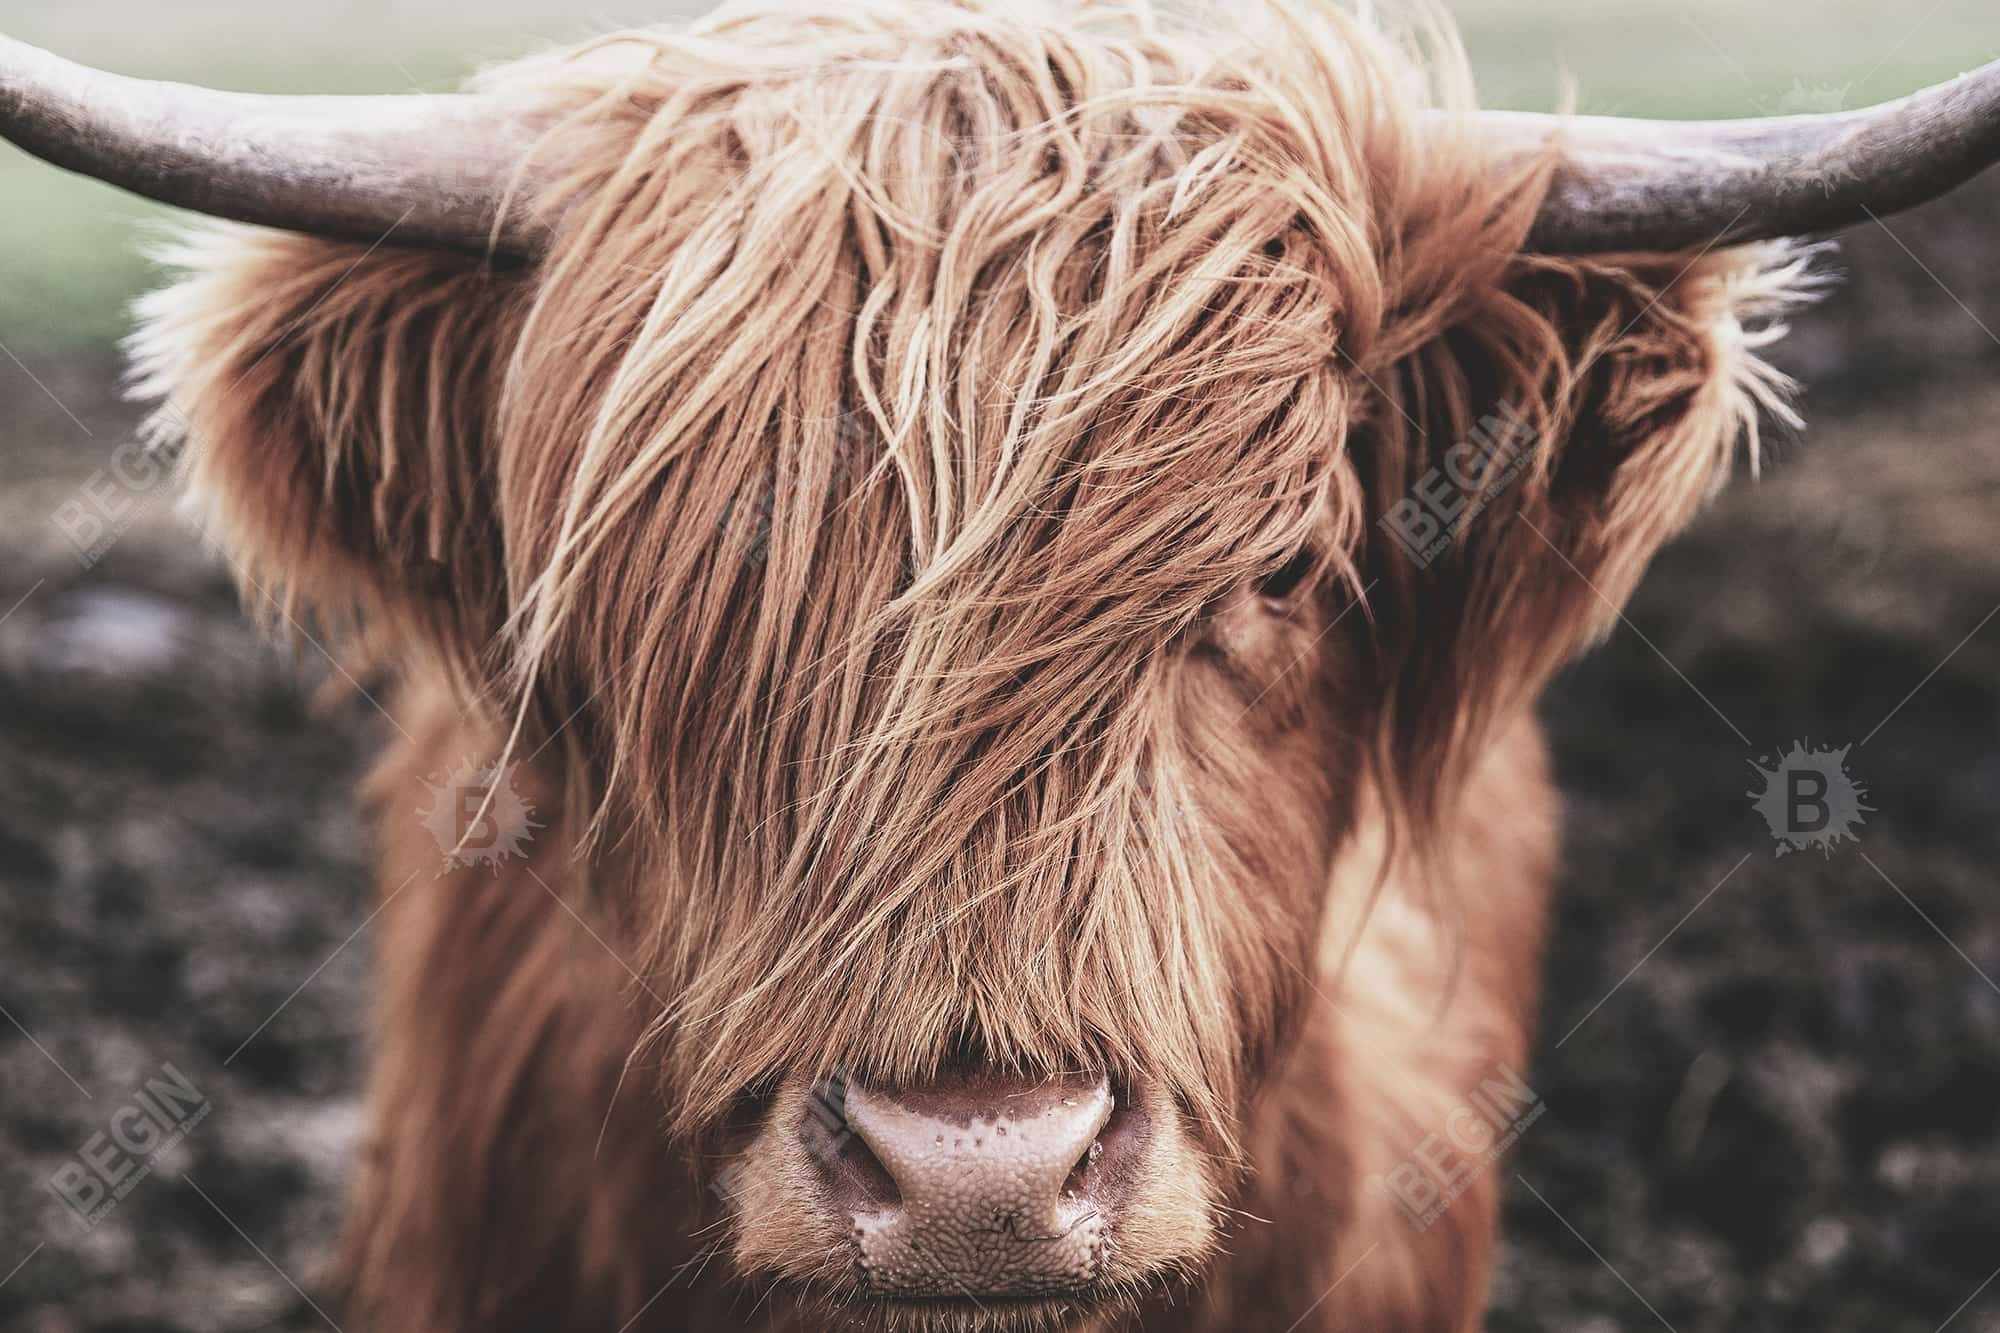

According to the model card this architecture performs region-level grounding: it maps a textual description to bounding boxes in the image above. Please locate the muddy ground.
[1,181,1998,1331]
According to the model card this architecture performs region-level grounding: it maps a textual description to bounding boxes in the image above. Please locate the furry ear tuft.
[126,223,530,689]
[1360,240,1821,859]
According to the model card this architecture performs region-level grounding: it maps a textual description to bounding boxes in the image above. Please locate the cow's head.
[8,1,1997,1328]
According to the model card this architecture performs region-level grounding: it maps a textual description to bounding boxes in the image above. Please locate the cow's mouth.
[792,1287,1123,1333]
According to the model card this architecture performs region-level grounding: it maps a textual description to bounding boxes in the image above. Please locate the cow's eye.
[1257,548,1316,602]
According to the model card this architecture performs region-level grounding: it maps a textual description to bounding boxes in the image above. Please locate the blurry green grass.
[1,0,1994,354]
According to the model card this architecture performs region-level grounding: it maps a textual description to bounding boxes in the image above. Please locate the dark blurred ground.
[0,159,1998,1333]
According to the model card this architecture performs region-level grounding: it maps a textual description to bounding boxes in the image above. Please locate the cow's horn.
[6,33,2000,260]
[0,34,547,259]
[1489,57,2000,254]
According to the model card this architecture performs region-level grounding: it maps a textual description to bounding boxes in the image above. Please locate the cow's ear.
[1356,242,1816,833]
[129,224,530,684]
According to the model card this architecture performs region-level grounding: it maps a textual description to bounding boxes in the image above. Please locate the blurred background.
[1,2,1996,1329]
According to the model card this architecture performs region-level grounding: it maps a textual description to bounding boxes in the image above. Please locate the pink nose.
[812,1072,1125,1299]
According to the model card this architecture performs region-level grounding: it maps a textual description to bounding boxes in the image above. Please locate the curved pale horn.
[1482,57,2000,254]
[0,34,548,259]
[5,33,2000,260]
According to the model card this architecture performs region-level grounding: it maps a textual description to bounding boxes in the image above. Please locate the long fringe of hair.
[127,0,1811,1156]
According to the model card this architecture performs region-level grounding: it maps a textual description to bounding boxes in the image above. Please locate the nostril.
[835,1121,902,1210]
[1060,1086,1138,1201]
[800,1077,901,1211]
[1062,1134,1105,1197]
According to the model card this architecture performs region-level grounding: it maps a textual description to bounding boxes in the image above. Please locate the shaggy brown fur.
[126,1,1810,1328]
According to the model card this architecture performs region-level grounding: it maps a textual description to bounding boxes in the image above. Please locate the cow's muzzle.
[724,1066,1214,1317]
[817,1071,1130,1298]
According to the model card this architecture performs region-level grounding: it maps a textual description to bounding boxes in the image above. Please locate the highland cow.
[5,1,1999,1329]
